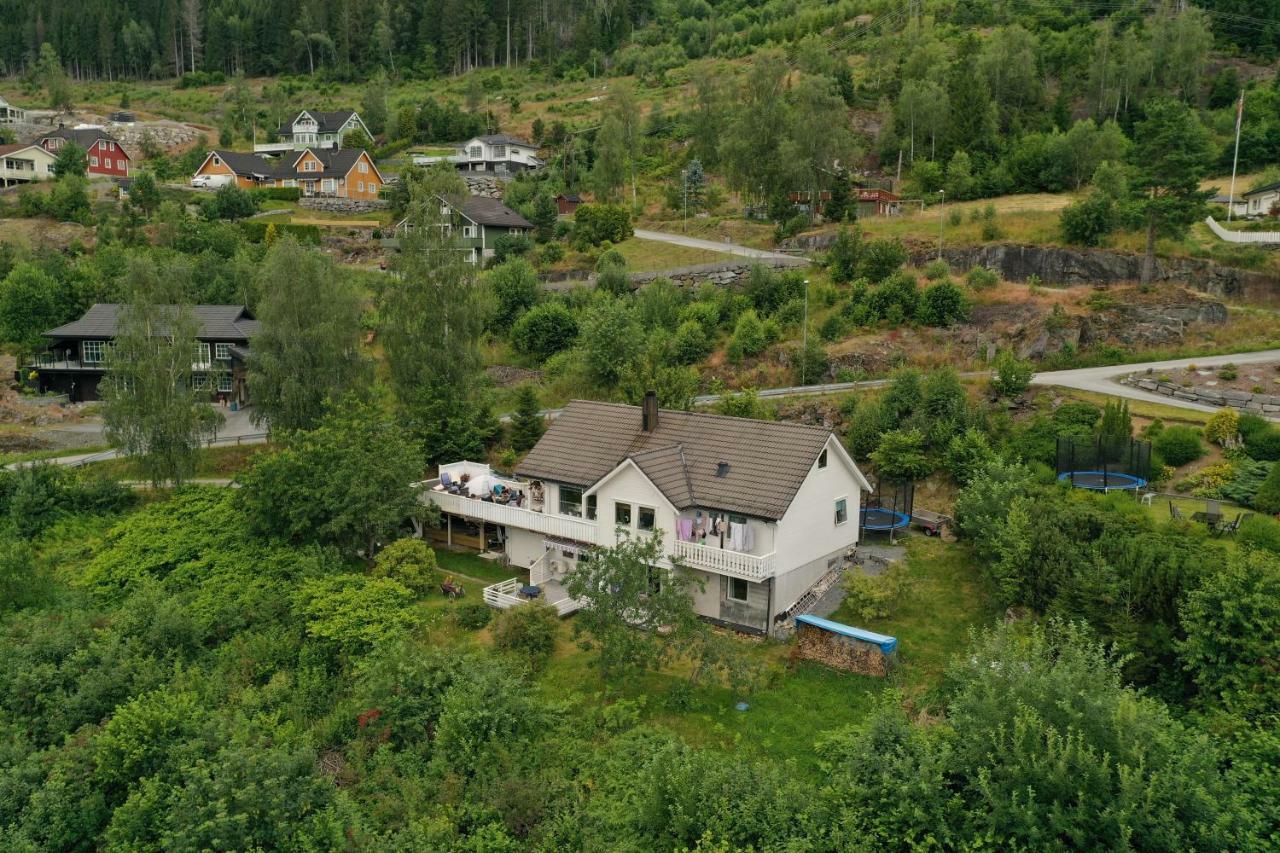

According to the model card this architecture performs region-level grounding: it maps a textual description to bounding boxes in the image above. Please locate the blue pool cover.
[795,614,898,654]
[860,508,911,530]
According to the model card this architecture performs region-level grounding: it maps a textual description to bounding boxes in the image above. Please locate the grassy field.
[81,443,269,480]
[613,235,737,271]
[527,535,993,767]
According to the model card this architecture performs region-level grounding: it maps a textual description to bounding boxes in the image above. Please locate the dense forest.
[1,0,1277,81]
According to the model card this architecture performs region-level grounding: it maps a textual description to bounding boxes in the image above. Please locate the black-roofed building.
[418,393,873,634]
[273,109,369,151]
[191,147,384,199]
[393,194,533,265]
[27,304,259,404]
[453,134,542,174]
[36,125,132,178]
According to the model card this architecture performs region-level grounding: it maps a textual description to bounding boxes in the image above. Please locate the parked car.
[191,174,231,189]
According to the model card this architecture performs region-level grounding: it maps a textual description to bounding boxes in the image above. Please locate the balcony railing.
[673,539,778,581]
[420,482,597,544]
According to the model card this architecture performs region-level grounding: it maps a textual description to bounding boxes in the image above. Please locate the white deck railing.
[673,539,778,580]
[481,574,584,615]
[420,483,597,543]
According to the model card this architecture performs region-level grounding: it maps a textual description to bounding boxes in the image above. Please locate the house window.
[835,497,848,526]
[468,145,482,158]
[638,506,656,532]
[192,373,209,390]
[217,372,233,392]
[193,342,211,365]
[440,204,451,216]
[358,161,368,173]
[109,142,115,151]
[212,156,221,166]
[104,158,112,169]
[369,183,377,194]
[586,494,597,520]
[615,502,632,527]
[215,343,231,361]
[357,181,364,192]
[82,340,106,364]
[322,178,336,193]
[728,577,749,602]
[492,144,506,158]
[462,225,477,238]
[559,485,583,517]
[90,156,99,167]
[818,449,828,469]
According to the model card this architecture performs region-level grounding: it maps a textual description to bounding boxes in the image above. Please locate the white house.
[1210,193,1248,219]
[412,134,541,175]
[1243,180,1280,218]
[256,110,369,153]
[0,95,25,125]
[418,394,872,634]
[394,194,532,265]
[0,143,56,187]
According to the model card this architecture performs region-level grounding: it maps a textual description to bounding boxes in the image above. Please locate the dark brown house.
[27,304,258,404]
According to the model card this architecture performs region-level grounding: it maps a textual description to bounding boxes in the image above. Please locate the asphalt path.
[631,228,803,262]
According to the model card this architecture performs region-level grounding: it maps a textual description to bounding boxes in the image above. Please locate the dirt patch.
[486,365,542,387]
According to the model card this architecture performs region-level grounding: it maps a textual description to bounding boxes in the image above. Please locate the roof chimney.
[642,390,659,432]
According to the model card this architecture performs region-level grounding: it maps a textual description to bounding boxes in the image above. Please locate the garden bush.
[1154,426,1205,468]
[253,186,302,202]
[511,302,579,362]
[1243,425,1280,461]
[491,601,559,670]
[455,602,493,630]
[841,561,915,622]
[1203,408,1239,446]
[240,222,321,244]
[918,280,970,327]
[370,539,439,595]
[965,266,999,289]
[1249,462,1280,514]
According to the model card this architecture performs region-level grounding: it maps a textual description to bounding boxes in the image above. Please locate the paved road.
[6,432,269,471]
[632,228,803,262]
[1032,349,1280,418]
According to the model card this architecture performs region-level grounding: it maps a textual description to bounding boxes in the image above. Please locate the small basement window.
[728,577,749,602]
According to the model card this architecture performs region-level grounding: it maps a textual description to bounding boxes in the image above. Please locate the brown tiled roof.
[516,400,837,519]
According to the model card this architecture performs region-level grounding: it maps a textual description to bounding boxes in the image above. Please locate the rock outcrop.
[1122,374,1280,413]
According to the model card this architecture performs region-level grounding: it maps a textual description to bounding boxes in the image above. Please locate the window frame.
[217,371,233,392]
[215,343,232,361]
[585,494,597,521]
[834,496,849,526]
[637,506,656,532]
[728,576,749,602]
[558,485,583,517]
[818,448,828,469]
[81,340,106,364]
[193,342,211,365]
[192,372,210,390]
[615,502,632,528]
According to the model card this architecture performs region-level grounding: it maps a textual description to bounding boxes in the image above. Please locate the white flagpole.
[1228,91,1244,222]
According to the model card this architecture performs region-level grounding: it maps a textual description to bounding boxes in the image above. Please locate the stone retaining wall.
[298,197,390,214]
[542,257,808,290]
[462,174,505,198]
[1122,375,1280,413]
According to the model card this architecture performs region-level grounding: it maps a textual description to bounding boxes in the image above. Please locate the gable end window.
[559,485,583,517]
[637,506,656,532]
[615,502,632,527]
[818,449,828,469]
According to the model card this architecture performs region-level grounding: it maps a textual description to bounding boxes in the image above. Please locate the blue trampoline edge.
[1058,470,1148,490]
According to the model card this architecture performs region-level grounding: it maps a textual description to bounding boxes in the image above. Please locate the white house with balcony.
[412,134,542,174]
[418,393,871,634]
[256,109,369,154]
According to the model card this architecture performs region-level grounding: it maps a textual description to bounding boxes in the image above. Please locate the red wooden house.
[37,126,132,178]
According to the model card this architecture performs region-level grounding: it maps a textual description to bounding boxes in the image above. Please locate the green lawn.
[613,236,737,272]
[434,548,527,585]
[529,535,992,768]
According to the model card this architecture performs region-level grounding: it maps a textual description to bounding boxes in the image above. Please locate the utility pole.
[1228,91,1245,223]
[801,278,810,385]
[937,190,945,260]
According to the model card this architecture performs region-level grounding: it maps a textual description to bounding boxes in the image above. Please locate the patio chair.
[1217,513,1245,537]
[1169,502,1186,522]
[440,471,462,494]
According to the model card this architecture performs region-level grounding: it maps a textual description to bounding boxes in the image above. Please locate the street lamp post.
[801,278,810,385]
[937,190,946,260]
[682,169,688,233]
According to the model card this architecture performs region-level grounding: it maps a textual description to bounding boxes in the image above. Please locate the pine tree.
[510,385,545,452]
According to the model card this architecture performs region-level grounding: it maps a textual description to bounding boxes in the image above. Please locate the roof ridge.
[565,398,833,434]
[677,444,696,507]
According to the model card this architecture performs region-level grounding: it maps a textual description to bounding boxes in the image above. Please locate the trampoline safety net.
[861,478,914,533]
[1056,435,1152,490]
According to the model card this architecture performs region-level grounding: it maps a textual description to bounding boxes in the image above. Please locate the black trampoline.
[1056,435,1152,493]
[1056,470,1148,491]
[861,478,914,542]
[860,507,911,530]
